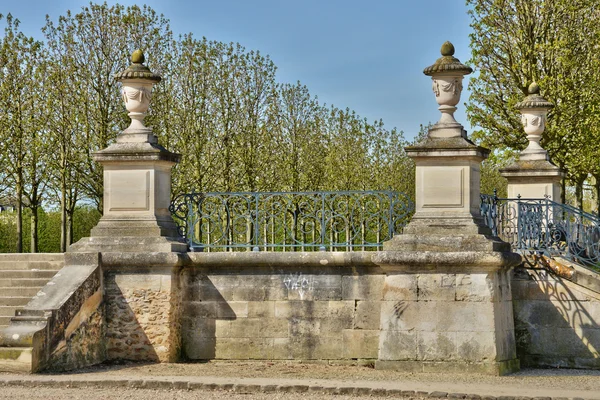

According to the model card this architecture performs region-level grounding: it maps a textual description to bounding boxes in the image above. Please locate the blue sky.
[1,0,473,140]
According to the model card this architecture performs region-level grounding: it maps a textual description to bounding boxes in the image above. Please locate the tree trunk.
[67,211,73,247]
[596,177,600,217]
[16,180,23,253]
[30,206,38,253]
[575,181,584,211]
[60,175,67,252]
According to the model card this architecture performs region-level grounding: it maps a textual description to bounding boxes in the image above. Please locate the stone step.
[0,316,11,327]
[0,270,57,279]
[0,347,32,372]
[0,347,31,360]
[0,278,50,287]
[0,287,40,297]
[0,306,17,317]
[0,253,64,262]
[0,358,31,373]
[0,297,33,307]
[0,261,63,270]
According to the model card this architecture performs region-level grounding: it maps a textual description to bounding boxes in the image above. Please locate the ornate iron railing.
[480,192,600,267]
[169,190,414,251]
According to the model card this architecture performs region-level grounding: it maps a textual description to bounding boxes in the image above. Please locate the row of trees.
[467,0,600,209]
[0,3,418,253]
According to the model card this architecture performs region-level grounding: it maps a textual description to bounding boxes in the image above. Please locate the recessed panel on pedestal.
[107,170,150,211]
[421,167,464,208]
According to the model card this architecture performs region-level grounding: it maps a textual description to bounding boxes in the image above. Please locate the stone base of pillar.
[69,236,187,253]
[104,266,182,362]
[500,159,564,201]
[69,141,187,253]
[375,359,520,375]
[372,251,521,375]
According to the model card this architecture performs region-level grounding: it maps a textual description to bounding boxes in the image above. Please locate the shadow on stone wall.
[180,272,236,360]
[513,266,600,368]
[104,274,160,362]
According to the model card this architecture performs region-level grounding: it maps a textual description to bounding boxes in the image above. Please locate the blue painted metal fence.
[169,190,414,252]
[480,192,600,268]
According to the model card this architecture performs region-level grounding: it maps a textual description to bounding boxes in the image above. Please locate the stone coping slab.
[98,251,378,270]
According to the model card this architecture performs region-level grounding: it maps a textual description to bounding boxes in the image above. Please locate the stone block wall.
[104,267,182,362]
[376,271,517,374]
[512,267,600,368]
[181,265,383,362]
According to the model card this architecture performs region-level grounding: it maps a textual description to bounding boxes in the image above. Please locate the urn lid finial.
[515,82,553,110]
[114,49,161,83]
[440,41,455,56]
[131,49,145,64]
[528,82,540,95]
[423,41,473,76]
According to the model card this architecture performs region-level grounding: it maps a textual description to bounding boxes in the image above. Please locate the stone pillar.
[373,42,521,375]
[70,50,186,253]
[70,50,185,363]
[500,83,564,200]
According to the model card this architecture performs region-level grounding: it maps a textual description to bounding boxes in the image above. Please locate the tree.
[42,20,84,251]
[467,0,600,207]
[273,82,325,191]
[0,14,45,252]
[43,3,173,212]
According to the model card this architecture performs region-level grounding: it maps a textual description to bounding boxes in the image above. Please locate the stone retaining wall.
[512,266,600,368]
[180,253,380,362]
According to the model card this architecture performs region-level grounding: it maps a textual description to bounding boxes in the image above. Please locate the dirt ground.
[62,360,600,392]
[2,361,599,399]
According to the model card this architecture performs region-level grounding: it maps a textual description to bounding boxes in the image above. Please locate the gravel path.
[1,361,599,399]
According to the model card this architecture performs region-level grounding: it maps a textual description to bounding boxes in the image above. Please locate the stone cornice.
[93,142,181,164]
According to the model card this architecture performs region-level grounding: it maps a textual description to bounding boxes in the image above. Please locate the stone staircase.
[0,253,64,329]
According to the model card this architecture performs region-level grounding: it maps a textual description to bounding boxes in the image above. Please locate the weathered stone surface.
[417,331,457,361]
[456,273,495,302]
[378,329,417,360]
[382,275,417,301]
[375,267,518,374]
[44,298,106,372]
[216,318,288,338]
[418,274,456,301]
[380,300,437,332]
[247,301,275,318]
[353,301,381,329]
[180,262,384,361]
[512,267,600,369]
[342,330,379,359]
[274,301,354,319]
[342,275,384,300]
[105,270,181,362]
[214,338,273,359]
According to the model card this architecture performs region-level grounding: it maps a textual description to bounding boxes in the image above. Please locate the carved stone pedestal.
[373,42,521,375]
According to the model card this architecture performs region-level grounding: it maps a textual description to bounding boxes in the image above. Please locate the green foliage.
[0,2,415,252]
[0,206,101,252]
[480,151,513,198]
[467,0,600,207]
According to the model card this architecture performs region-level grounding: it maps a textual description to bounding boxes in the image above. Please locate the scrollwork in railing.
[480,191,498,236]
[169,190,415,252]
[168,191,204,239]
[480,193,600,270]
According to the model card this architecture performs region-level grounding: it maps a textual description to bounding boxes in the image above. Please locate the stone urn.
[114,49,161,142]
[515,82,553,161]
[423,41,473,138]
